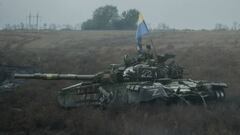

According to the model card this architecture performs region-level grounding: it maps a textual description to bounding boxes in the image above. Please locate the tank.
[14,52,227,108]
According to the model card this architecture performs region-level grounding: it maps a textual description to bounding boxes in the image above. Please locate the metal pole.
[29,13,31,29]
[36,13,39,30]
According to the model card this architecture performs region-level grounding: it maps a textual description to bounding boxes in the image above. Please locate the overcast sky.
[0,0,240,29]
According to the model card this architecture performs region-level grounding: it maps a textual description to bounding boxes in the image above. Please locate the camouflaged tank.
[14,52,227,108]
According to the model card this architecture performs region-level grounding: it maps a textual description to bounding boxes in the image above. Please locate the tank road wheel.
[214,89,225,101]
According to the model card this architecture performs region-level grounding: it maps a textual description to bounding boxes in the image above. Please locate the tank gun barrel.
[14,73,95,80]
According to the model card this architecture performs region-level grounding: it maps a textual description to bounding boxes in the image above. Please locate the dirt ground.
[0,30,240,135]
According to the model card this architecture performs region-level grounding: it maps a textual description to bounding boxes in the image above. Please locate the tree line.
[2,5,240,31]
[81,5,139,30]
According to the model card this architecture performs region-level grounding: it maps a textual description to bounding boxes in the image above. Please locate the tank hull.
[57,79,227,108]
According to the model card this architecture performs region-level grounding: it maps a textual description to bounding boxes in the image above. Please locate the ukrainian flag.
[136,13,149,52]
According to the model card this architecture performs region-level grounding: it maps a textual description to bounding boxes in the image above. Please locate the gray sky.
[0,0,240,29]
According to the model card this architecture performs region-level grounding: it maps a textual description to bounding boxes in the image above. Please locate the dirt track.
[0,30,240,135]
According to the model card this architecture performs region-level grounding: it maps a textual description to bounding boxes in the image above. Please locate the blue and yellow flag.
[136,13,149,52]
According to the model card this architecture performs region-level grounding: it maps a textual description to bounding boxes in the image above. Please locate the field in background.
[0,30,240,135]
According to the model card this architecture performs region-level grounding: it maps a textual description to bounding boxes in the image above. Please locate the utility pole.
[26,16,28,30]
[26,12,41,31]
[36,13,39,30]
[32,15,35,29]
[28,13,32,30]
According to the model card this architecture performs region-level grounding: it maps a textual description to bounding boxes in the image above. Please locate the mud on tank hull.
[57,79,227,108]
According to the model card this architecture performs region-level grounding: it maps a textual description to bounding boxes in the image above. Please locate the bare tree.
[215,23,229,31]
[49,24,57,31]
[20,22,24,30]
[232,22,238,31]
[157,23,170,31]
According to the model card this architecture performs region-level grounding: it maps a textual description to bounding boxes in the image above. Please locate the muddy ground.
[0,30,240,135]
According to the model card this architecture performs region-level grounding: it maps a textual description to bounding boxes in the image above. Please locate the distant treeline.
[81,5,139,30]
[2,4,240,31]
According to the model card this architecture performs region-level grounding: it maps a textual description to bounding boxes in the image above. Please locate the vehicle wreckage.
[14,51,227,108]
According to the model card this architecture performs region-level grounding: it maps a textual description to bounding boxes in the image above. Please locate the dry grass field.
[0,30,240,135]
